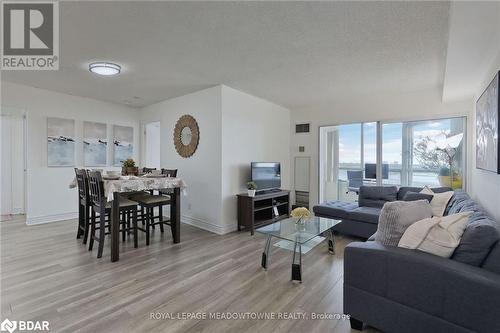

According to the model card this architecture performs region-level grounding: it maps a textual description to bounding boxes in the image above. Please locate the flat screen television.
[251,162,281,191]
[365,163,389,179]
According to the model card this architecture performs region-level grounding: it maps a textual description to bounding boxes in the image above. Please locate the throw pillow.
[420,186,454,217]
[403,191,434,203]
[375,200,433,246]
[398,212,471,258]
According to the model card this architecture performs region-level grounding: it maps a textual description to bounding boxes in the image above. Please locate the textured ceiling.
[2,1,450,109]
[443,1,500,102]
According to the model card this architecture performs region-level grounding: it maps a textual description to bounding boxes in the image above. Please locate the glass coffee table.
[256,216,342,282]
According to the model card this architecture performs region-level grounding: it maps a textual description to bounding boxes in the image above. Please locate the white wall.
[139,85,291,234]
[0,107,25,215]
[139,86,224,233]
[1,82,140,224]
[221,86,291,231]
[290,88,471,208]
[469,51,500,222]
[144,121,161,169]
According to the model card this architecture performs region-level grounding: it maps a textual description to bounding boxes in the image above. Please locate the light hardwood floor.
[1,215,378,333]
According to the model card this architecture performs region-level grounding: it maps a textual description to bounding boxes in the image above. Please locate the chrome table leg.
[261,234,272,270]
[327,228,336,255]
[291,239,302,282]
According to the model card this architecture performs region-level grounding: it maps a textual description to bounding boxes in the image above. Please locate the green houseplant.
[414,133,463,189]
[247,181,257,197]
[121,158,138,175]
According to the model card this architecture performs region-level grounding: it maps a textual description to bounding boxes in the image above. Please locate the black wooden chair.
[161,169,177,177]
[159,169,178,197]
[142,167,156,174]
[75,168,91,244]
[87,170,139,258]
[128,194,172,245]
[129,171,176,246]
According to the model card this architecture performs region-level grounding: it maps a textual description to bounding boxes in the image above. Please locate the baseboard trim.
[26,212,78,225]
[12,207,24,215]
[25,212,238,235]
[181,215,237,235]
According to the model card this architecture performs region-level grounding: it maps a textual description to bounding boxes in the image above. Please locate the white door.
[144,121,161,169]
[1,107,26,216]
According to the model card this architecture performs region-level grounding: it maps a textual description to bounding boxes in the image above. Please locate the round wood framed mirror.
[173,114,199,158]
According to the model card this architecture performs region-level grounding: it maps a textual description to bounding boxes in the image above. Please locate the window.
[338,123,362,181]
[319,122,379,203]
[382,123,402,185]
[319,116,466,203]
[382,118,466,188]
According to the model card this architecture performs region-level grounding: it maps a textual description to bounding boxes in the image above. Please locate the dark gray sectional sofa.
[342,190,500,332]
[313,186,451,239]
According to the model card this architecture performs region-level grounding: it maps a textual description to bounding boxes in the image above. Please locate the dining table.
[70,174,187,262]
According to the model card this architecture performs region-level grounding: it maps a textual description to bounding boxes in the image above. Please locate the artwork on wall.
[84,121,107,166]
[173,114,200,158]
[47,117,75,167]
[476,71,499,174]
[113,125,134,166]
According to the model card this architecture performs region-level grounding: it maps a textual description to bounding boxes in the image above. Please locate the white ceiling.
[443,1,500,102]
[2,1,451,109]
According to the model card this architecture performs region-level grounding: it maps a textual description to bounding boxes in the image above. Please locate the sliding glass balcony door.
[319,122,378,203]
[319,116,466,203]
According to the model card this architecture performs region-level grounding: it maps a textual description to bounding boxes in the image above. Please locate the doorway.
[144,121,161,169]
[1,107,26,217]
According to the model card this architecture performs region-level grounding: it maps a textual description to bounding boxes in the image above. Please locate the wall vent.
[295,123,310,133]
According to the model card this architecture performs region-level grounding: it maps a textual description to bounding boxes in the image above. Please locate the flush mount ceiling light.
[89,62,121,76]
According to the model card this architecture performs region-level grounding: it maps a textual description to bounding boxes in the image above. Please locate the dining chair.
[159,169,178,197]
[87,170,139,258]
[128,191,172,246]
[74,168,90,244]
[161,169,178,177]
[142,167,156,174]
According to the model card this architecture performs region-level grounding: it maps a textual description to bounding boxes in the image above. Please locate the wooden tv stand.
[237,190,290,235]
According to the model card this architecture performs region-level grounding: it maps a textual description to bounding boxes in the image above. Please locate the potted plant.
[438,167,462,189]
[247,181,257,197]
[122,158,138,176]
[414,133,463,190]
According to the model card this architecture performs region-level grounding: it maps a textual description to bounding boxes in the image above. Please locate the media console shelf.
[237,190,290,235]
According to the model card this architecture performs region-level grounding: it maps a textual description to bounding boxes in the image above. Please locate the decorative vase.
[295,217,306,231]
[248,189,256,197]
[438,175,462,189]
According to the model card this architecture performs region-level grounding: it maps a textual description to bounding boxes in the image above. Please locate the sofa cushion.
[420,186,454,217]
[398,212,471,258]
[312,200,358,219]
[397,186,452,201]
[452,217,500,266]
[375,200,433,246]
[358,186,398,208]
[447,190,500,267]
[348,206,382,224]
[402,191,434,202]
[482,242,500,275]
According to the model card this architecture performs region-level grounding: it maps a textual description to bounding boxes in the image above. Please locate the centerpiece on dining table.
[121,158,139,176]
